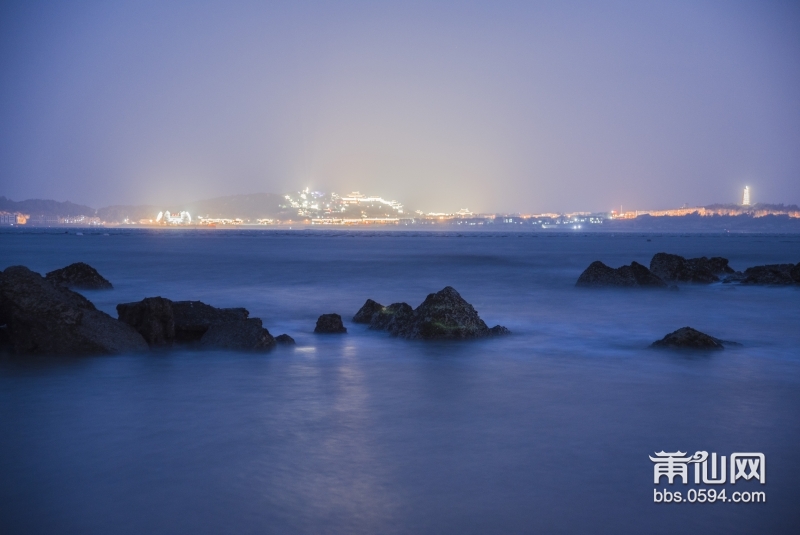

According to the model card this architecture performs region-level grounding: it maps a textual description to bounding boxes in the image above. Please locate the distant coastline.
[2,192,799,232]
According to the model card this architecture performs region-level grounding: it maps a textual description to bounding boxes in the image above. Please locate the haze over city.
[1,1,799,213]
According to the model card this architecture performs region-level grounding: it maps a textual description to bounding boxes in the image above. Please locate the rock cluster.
[117,297,277,351]
[353,286,510,339]
[650,327,735,350]
[315,313,347,334]
[741,264,799,285]
[649,253,734,284]
[576,261,667,288]
[0,265,147,355]
[45,262,113,289]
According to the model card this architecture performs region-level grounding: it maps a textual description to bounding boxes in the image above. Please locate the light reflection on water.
[0,230,799,534]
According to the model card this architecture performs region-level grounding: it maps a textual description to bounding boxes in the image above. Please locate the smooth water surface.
[1,230,799,534]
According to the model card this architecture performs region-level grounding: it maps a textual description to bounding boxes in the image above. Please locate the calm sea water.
[1,229,799,534]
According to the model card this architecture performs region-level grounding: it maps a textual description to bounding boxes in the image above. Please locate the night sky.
[1,1,798,213]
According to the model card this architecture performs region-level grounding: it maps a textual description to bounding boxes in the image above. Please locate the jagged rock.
[364,286,510,340]
[741,264,797,285]
[649,253,733,284]
[576,261,667,287]
[275,334,296,345]
[171,301,249,341]
[45,262,113,290]
[116,297,175,345]
[200,318,275,351]
[371,302,414,333]
[353,299,384,323]
[315,313,347,334]
[650,327,730,350]
[0,265,147,355]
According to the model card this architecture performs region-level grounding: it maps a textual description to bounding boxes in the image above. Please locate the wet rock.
[353,299,384,324]
[275,334,296,345]
[367,286,510,340]
[200,318,275,351]
[171,301,249,341]
[315,313,347,334]
[371,302,414,334]
[576,261,667,288]
[650,327,729,350]
[792,263,800,283]
[45,262,113,290]
[0,265,147,355]
[741,264,797,285]
[116,297,175,345]
[649,253,734,284]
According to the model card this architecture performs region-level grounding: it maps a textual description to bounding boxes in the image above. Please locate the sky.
[1,0,799,213]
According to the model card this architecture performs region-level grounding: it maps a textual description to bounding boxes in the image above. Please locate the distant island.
[2,189,799,232]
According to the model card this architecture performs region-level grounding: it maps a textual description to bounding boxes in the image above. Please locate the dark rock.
[171,301,250,341]
[353,299,384,323]
[275,334,296,345]
[649,253,733,284]
[363,287,509,340]
[576,261,667,288]
[45,262,113,290]
[741,264,797,285]
[650,327,728,350]
[489,325,512,336]
[371,302,414,334]
[792,263,800,283]
[0,265,148,355]
[315,313,347,334]
[200,318,275,351]
[116,297,175,345]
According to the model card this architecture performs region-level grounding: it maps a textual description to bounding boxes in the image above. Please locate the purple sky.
[1,1,798,213]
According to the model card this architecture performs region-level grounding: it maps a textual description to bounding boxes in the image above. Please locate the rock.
[116,297,175,345]
[741,264,797,285]
[650,327,728,350]
[649,253,733,284]
[200,318,275,351]
[367,286,510,340]
[353,299,384,323]
[0,265,148,355]
[45,262,113,290]
[792,263,800,283]
[315,313,347,333]
[171,301,250,341]
[576,261,667,287]
[371,302,414,334]
[275,334,296,345]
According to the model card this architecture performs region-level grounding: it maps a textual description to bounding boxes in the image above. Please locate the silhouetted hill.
[0,196,95,217]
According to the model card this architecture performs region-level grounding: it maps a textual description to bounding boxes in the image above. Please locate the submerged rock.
[353,299,384,324]
[649,253,733,284]
[275,334,296,345]
[200,318,275,351]
[116,297,175,345]
[315,313,347,334]
[45,262,113,290]
[363,286,510,340]
[650,327,733,350]
[576,261,667,288]
[0,265,147,355]
[741,264,797,285]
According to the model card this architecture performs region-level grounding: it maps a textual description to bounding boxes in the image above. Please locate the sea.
[1,229,799,534]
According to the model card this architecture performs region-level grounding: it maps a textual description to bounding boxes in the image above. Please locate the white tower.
[742,186,751,206]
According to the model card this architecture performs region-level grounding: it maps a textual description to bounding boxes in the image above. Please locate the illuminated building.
[742,186,751,206]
